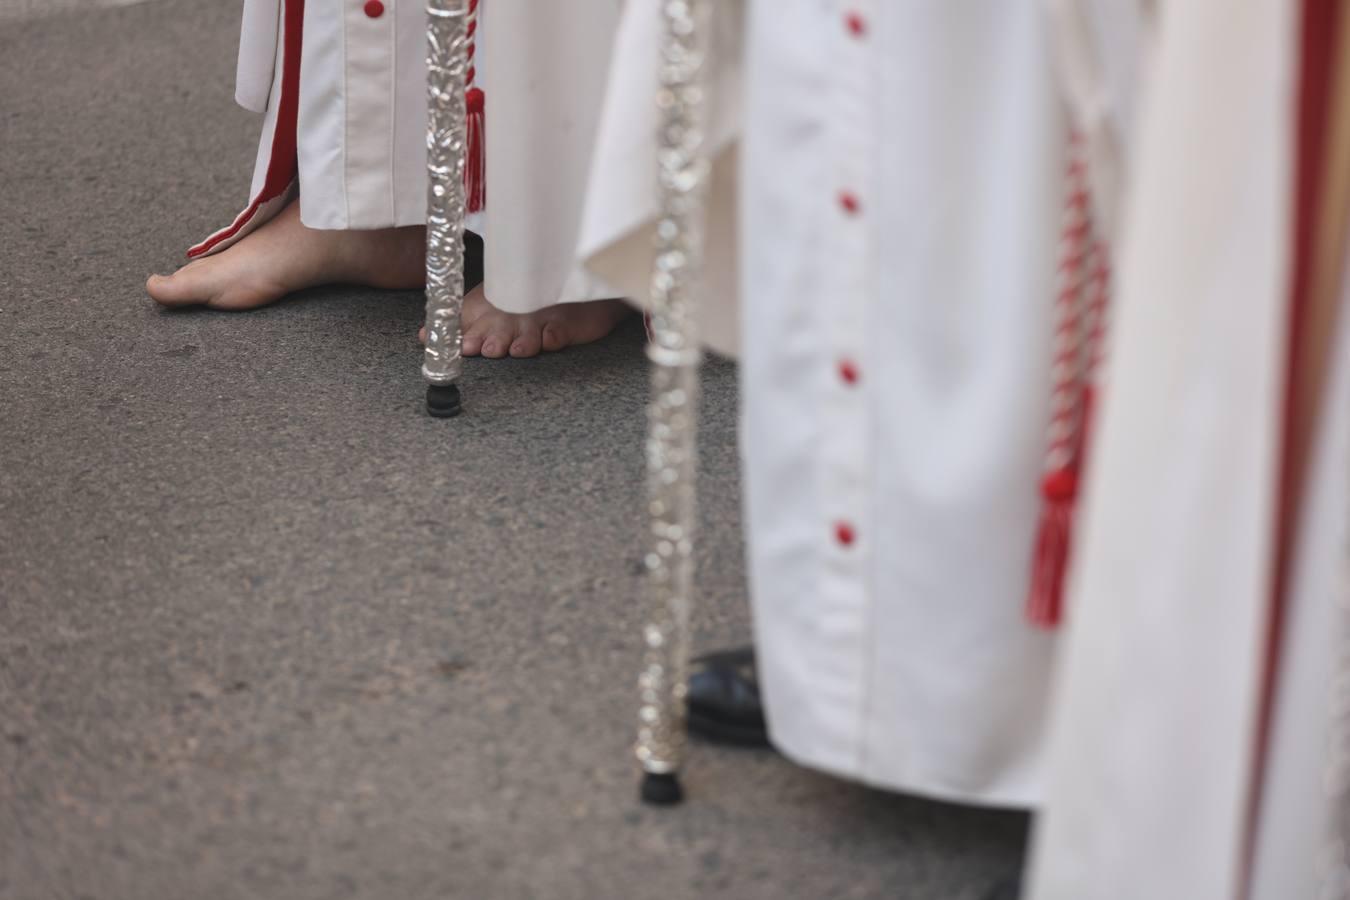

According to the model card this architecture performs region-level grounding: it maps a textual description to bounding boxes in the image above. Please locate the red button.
[839,191,861,215]
[363,0,384,18]
[837,358,858,388]
[834,522,857,547]
[845,12,867,37]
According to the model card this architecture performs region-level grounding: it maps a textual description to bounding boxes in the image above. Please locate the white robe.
[1249,242,1350,900]
[1042,0,1154,239]
[577,0,745,356]
[740,0,1065,806]
[584,0,1067,804]
[1025,0,1307,895]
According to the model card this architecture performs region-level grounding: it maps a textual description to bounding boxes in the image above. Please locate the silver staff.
[636,0,711,807]
[421,0,471,418]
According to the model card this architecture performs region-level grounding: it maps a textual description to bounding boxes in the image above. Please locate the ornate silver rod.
[421,0,470,418]
[636,0,711,806]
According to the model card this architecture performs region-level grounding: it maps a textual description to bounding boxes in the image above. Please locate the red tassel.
[1028,468,1078,628]
[1024,130,1113,630]
[465,87,486,214]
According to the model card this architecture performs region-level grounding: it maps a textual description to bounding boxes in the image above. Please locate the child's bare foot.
[146,199,425,310]
[150,199,631,357]
[455,285,632,358]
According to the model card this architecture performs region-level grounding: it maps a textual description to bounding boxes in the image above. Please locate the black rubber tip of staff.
[426,384,462,418]
[640,772,684,806]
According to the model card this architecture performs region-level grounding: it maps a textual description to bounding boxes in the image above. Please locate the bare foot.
[461,286,631,358]
[146,199,425,310]
[151,199,631,357]
[418,285,632,358]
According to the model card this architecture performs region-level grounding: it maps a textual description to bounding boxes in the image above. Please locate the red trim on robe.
[187,0,305,259]
[1242,0,1341,886]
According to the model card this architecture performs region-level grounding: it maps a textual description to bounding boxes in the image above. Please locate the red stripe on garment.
[187,0,305,258]
[1242,0,1341,889]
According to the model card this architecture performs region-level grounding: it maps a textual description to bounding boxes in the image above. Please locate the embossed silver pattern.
[422,0,470,386]
[636,0,711,777]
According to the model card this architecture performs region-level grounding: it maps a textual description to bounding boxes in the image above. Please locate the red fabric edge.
[1241,0,1340,888]
[187,0,304,259]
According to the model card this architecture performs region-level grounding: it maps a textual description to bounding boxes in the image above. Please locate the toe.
[418,325,427,346]
[540,320,570,353]
[509,324,544,358]
[146,269,204,307]
[479,321,515,359]
[462,323,485,356]
[480,333,510,359]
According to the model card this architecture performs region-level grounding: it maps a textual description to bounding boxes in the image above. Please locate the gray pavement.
[0,2,1029,898]
[0,0,148,23]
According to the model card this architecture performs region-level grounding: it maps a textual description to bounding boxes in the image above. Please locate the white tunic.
[739,0,1065,806]
[585,0,1067,804]
[1042,0,1154,238]
[577,0,745,356]
[1249,241,1350,900]
[1025,0,1300,894]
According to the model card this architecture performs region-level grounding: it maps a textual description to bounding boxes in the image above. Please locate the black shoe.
[686,646,769,748]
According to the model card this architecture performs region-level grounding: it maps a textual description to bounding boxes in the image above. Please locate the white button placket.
[819,0,879,764]
[342,0,398,226]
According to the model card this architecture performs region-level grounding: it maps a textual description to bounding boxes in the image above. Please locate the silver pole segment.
[636,0,711,806]
[422,0,470,417]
